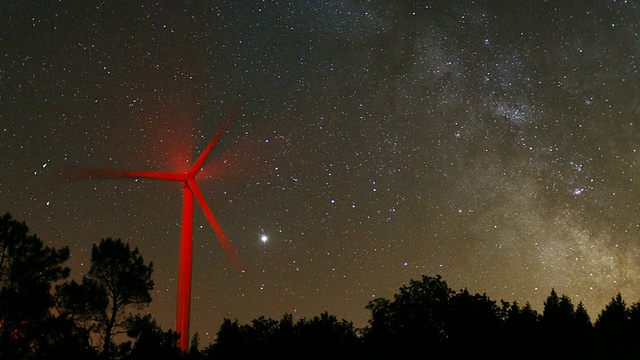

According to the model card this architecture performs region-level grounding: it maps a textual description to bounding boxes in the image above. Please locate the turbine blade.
[188,112,236,178]
[187,179,245,273]
[61,167,186,181]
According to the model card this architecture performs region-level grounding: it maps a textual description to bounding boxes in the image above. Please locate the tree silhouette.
[447,289,502,356]
[186,331,205,360]
[627,300,640,355]
[87,238,154,358]
[206,312,360,359]
[502,300,540,357]
[364,274,454,358]
[205,318,243,359]
[293,312,360,357]
[33,314,99,359]
[0,212,70,358]
[595,293,631,357]
[247,315,279,351]
[539,289,596,357]
[55,238,156,358]
[55,277,107,350]
[272,313,295,353]
[574,301,593,343]
[362,297,392,344]
[123,314,180,360]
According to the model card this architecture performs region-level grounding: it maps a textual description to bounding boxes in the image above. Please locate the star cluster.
[2,1,640,344]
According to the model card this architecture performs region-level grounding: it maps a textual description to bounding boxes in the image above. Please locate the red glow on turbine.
[132,98,203,174]
[68,113,245,352]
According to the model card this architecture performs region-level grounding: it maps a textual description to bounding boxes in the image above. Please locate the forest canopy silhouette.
[2,212,640,359]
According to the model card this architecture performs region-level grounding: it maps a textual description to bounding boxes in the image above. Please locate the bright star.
[260,234,268,243]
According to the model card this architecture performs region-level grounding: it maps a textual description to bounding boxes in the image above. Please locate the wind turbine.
[76,114,245,352]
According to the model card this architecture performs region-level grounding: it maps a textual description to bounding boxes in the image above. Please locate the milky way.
[3,1,640,344]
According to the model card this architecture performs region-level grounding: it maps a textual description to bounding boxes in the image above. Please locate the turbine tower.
[79,115,244,351]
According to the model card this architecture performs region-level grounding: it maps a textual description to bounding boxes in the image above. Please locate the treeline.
[206,278,640,359]
[2,212,640,359]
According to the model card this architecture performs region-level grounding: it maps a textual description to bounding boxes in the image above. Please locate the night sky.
[3,1,640,344]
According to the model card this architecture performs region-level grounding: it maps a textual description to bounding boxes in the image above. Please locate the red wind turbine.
[77,114,245,351]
